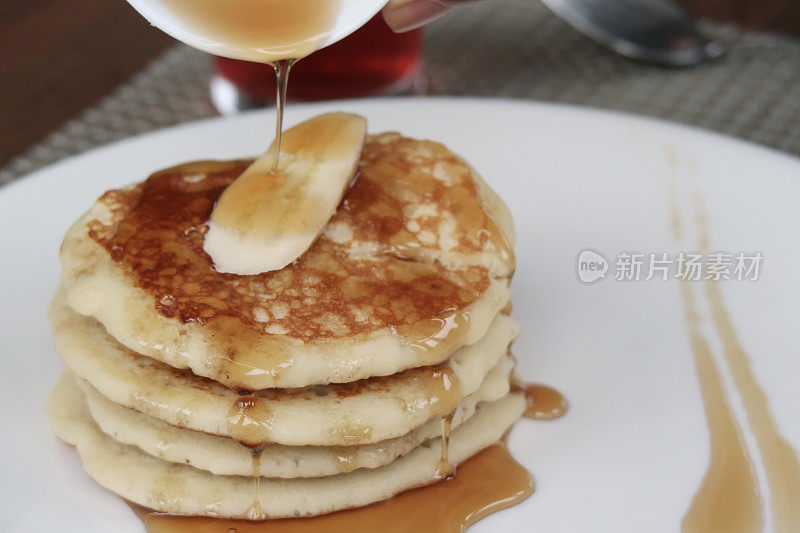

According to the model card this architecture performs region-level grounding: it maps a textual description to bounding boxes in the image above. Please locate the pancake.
[81,351,512,478]
[59,133,515,390]
[49,374,525,519]
[50,288,518,446]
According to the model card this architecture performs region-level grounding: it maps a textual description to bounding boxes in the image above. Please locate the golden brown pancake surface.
[64,133,514,389]
[89,135,510,340]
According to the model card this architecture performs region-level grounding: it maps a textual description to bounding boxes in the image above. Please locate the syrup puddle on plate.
[672,188,800,532]
[517,383,569,421]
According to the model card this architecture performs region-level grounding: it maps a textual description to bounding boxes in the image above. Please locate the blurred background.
[2,0,799,181]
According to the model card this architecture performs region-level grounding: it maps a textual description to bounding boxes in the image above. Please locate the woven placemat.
[2,0,799,186]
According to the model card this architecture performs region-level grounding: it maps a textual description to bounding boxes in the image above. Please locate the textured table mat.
[3,0,800,185]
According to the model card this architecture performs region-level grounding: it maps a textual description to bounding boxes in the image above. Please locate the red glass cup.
[212,14,423,111]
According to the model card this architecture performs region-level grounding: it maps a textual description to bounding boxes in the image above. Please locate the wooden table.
[1,0,798,169]
[0,1,172,167]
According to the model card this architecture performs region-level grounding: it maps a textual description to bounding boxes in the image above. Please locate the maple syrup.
[247,447,267,520]
[669,188,800,531]
[132,443,533,533]
[435,412,456,478]
[270,59,294,168]
[155,0,342,63]
[227,394,273,446]
[703,280,800,531]
[679,281,763,532]
[515,383,568,421]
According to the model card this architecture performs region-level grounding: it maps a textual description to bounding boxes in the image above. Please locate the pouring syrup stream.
[270,59,296,169]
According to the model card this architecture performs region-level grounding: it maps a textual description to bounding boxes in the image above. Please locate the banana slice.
[204,112,367,274]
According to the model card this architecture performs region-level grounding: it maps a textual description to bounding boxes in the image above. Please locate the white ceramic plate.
[1,98,798,532]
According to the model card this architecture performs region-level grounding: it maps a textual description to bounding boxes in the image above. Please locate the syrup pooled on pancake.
[74,133,514,389]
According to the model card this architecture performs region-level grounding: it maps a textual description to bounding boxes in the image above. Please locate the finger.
[382,0,453,33]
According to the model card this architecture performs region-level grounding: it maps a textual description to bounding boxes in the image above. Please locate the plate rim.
[4,96,799,198]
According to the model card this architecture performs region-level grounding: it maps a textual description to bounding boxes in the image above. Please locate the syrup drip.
[675,193,800,532]
[667,182,800,530]
[517,383,568,421]
[227,394,272,446]
[435,412,456,478]
[132,443,533,533]
[679,281,763,532]
[248,447,266,520]
[704,280,800,531]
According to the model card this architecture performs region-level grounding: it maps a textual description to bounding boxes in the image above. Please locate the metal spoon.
[540,0,726,66]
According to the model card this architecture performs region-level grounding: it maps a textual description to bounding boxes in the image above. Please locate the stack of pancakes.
[48,132,524,519]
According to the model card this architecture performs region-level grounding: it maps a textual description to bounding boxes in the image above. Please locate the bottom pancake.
[80,355,514,478]
[49,373,524,519]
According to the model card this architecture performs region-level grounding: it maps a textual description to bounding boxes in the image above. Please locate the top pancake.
[60,132,515,390]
